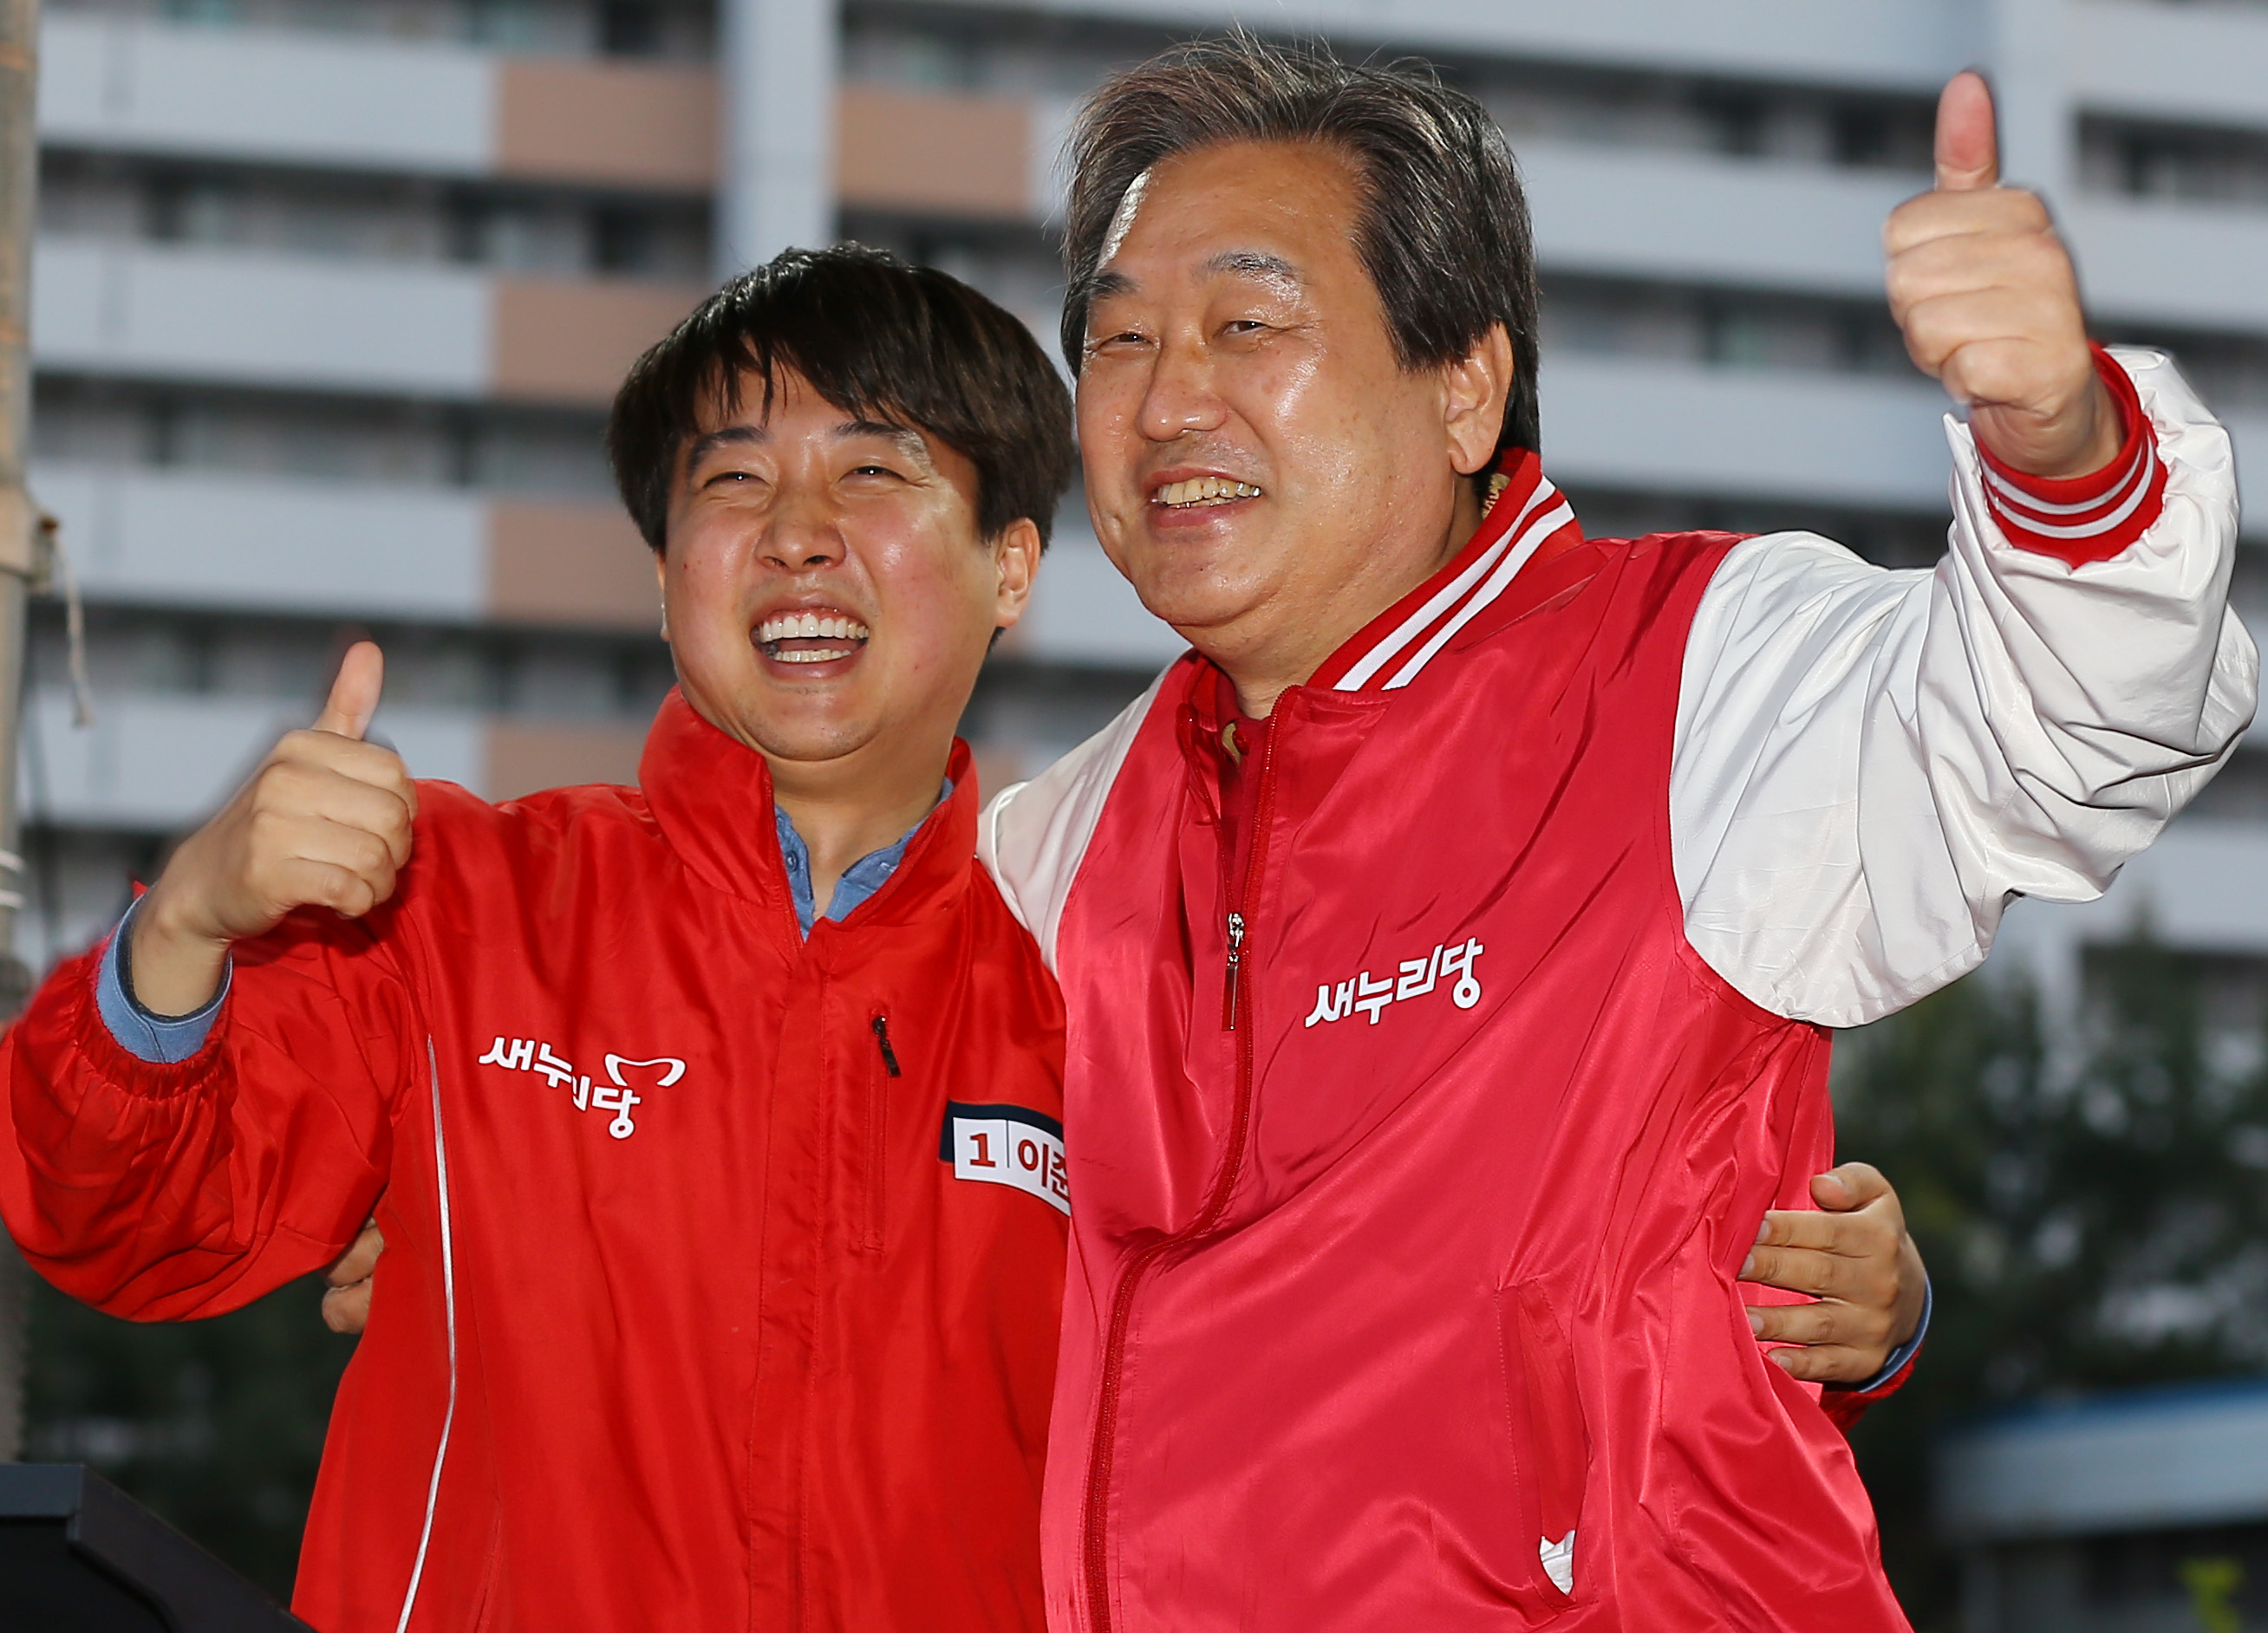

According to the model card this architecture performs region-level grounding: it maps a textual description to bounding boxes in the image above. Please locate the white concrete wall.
[918,0,1975,92]
[1525,145,2268,341]
[716,0,837,270]
[18,688,485,831]
[1522,142,1907,301]
[2065,199,2268,337]
[31,237,492,396]
[32,463,488,621]
[2068,0,2268,132]
[1539,355,1955,512]
[37,15,493,175]
[936,0,2253,114]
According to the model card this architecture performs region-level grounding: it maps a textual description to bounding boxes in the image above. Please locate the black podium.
[0,1464,309,1630]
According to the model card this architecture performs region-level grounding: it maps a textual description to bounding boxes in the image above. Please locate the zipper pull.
[870,1015,902,1077]
[1223,911,1246,1031]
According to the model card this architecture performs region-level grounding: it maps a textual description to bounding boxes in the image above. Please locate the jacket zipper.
[870,1014,902,1077]
[1082,716,1281,1632]
[1222,912,1246,1030]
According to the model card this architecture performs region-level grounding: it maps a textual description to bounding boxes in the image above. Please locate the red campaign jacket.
[1007,465,1913,1631]
[0,692,1068,1633]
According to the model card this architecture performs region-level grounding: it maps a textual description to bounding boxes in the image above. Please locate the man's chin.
[1126,572,1274,646]
[679,677,883,768]
[1113,517,1287,615]
[748,721,889,771]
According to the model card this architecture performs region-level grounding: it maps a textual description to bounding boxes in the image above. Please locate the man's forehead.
[1093,144,1356,296]
[1091,246,1309,303]
[1203,250,1302,288]
[685,405,933,465]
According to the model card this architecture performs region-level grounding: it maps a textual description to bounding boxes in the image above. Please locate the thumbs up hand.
[1885,71,2122,478]
[312,637,385,741]
[132,641,420,1017]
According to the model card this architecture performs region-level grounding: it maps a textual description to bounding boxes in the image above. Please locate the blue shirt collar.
[773,780,953,938]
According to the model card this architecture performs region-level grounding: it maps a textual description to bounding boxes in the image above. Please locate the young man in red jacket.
[983,43,2251,1633]
[0,246,1079,1631]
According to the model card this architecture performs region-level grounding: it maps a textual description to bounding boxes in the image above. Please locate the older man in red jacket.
[984,42,2252,1633]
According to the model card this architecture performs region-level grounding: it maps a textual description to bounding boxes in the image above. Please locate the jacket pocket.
[1496,1280,1591,1610]
[859,1010,900,1252]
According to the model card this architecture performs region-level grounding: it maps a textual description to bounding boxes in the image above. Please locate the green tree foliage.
[21,1269,355,1602]
[1835,936,2268,1627]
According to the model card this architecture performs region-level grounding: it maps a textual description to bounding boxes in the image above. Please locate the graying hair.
[1059,32,1542,462]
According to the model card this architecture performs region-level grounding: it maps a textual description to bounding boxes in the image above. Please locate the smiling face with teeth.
[656,368,1040,807]
[1077,140,1515,715]
[753,608,874,663]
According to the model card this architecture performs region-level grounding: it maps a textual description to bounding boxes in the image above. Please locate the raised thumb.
[1934,69,1999,192]
[315,641,384,740]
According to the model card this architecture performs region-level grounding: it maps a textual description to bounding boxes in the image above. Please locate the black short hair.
[1060,33,1541,471]
[609,244,1078,554]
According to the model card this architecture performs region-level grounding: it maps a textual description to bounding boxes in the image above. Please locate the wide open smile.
[753,609,872,667]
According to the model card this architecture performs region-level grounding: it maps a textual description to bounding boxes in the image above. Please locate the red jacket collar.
[637,688,976,928]
[1307,449,1585,693]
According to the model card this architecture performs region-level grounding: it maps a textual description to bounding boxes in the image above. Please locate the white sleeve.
[978,668,1170,974]
[1672,348,2257,1028]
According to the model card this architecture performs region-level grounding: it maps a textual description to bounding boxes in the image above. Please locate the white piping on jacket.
[1331,476,1558,693]
[1382,496,1576,691]
[394,1036,459,1633]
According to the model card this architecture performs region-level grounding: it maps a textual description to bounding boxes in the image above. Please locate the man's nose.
[759,490,847,570]
[1136,335,1228,443]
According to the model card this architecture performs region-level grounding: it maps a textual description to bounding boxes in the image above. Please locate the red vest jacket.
[1,693,1068,1632]
[994,465,1910,1630]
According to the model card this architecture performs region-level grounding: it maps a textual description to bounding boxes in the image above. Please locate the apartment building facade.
[16,0,2268,1008]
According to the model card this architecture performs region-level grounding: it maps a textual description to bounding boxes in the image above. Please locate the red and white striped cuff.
[1974,345,2166,567]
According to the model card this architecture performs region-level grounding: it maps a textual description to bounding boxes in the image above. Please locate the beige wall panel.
[496,60,719,190]
[836,85,1032,220]
[486,719,648,800]
[486,499,659,629]
[491,277,706,405]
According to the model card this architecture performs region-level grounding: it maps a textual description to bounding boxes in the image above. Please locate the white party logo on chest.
[1303,936,1486,1029]
[477,1035,685,1140]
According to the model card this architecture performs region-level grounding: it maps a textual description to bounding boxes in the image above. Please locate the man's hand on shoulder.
[1886,70,2121,480]
[133,641,416,1017]
[1741,1162,1927,1385]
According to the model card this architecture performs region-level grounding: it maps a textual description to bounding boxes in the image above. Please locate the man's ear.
[991,517,1043,634]
[653,550,671,642]
[1443,323,1516,478]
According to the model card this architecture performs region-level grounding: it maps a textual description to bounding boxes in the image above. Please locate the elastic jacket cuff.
[1975,344,2167,566]
[1819,1278,1932,1435]
[94,895,230,1064]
